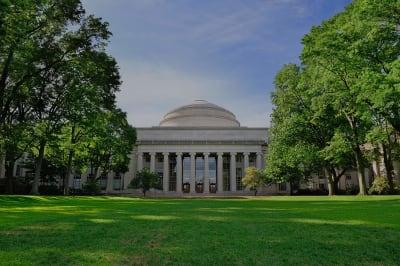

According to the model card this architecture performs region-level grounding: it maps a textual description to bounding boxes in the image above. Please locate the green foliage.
[368,176,391,195]
[242,167,264,195]
[0,1,135,194]
[82,180,101,195]
[268,0,400,195]
[129,168,161,197]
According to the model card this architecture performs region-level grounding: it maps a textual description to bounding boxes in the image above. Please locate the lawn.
[0,196,399,265]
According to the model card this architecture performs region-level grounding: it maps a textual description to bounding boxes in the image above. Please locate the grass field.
[0,196,399,265]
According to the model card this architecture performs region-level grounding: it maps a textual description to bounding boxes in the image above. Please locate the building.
[123,99,287,195]
[3,99,399,195]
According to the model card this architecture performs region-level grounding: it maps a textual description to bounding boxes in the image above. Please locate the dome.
[159,100,240,127]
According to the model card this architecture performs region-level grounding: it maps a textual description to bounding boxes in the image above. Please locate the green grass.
[0,196,399,265]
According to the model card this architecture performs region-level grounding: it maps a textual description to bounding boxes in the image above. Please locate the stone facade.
[120,100,287,196]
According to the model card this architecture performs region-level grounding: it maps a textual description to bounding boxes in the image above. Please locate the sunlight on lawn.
[86,218,116,224]
[0,196,399,265]
[132,215,179,221]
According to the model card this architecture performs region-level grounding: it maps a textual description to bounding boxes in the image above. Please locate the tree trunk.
[382,143,394,192]
[346,114,367,195]
[5,159,15,194]
[31,140,46,195]
[333,178,339,194]
[254,189,257,196]
[63,149,74,195]
[289,181,294,195]
[0,151,5,180]
[325,168,335,196]
[93,167,99,181]
[354,147,367,195]
[63,125,76,195]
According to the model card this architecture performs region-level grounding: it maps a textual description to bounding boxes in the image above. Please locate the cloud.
[81,0,350,130]
[116,61,271,128]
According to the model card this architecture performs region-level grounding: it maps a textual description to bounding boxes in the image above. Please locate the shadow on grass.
[0,196,400,265]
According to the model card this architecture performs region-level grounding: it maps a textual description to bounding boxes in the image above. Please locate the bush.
[337,184,359,195]
[39,184,62,195]
[369,176,390,195]
[129,168,161,196]
[82,180,101,195]
[368,176,390,195]
[295,188,328,196]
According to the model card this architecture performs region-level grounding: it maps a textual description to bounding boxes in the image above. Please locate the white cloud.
[116,61,271,128]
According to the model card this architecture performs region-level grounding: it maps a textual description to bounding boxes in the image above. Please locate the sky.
[82,0,352,128]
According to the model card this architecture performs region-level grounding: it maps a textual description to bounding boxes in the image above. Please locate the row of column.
[137,152,263,193]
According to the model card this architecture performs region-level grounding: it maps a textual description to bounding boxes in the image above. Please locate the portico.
[125,100,284,195]
[135,149,263,194]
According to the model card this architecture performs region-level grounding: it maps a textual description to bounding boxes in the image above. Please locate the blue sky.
[82,0,352,127]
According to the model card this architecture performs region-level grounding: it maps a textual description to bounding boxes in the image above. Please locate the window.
[195,156,204,182]
[223,155,230,191]
[236,168,243,191]
[183,156,191,180]
[346,175,352,180]
[73,175,81,189]
[169,155,177,191]
[279,183,287,191]
[319,176,325,179]
[209,156,217,179]
[249,153,256,167]
[16,165,21,176]
[319,183,325,190]
[99,173,107,190]
[113,173,122,190]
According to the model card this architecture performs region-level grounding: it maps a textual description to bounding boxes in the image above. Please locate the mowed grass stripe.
[0,196,399,265]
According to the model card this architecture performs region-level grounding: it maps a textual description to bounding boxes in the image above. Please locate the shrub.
[129,168,161,196]
[369,176,390,195]
[82,180,101,195]
[242,167,264,196]
[39,185,62,195]
[295,188,328,196]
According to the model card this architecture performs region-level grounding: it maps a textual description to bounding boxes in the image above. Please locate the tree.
[0,0,85,153]
[26,5,119,194]
[129,168,160,197]
[0,1,135,195]
[242,167,264,196]
[266,64,352,195]
[84,109,136,189]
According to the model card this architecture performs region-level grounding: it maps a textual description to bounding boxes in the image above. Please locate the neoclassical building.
[124,100,286,195]
[6,99,394,195]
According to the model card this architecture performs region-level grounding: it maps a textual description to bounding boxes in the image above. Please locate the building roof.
[159,100,240,127]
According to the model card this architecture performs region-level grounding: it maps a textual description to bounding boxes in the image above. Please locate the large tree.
[266,64,352,195]
[0,1,134,195]
[25,6,120,194]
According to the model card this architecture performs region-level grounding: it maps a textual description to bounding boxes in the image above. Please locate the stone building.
[123,100,286,195]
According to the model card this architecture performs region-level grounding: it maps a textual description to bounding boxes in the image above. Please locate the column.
[190,152,196,193]
[163,152,169,192]
[125,152,135,189]
[150,152,156,172]
[256,152,262,169]
[243,152,250,192]
[204,152,210,193]
[230,152,237,192]
[176,152,183,193]
[244,152,250,170]
[106,172,113,193]
[137,152,143,171]
[217,152,223,192]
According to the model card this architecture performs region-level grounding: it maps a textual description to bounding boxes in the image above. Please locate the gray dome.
[159,100,240,127]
